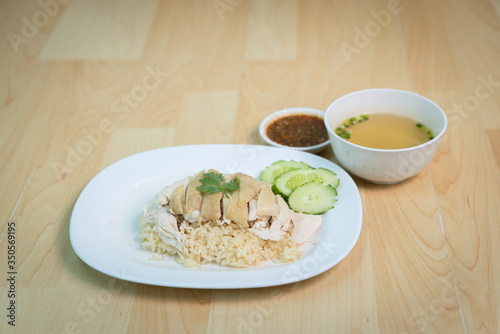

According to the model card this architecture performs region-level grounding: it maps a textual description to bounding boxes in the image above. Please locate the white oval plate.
[70,144,363,289]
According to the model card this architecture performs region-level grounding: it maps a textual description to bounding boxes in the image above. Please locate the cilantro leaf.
[196,172,240,198]
[224,178,240,192]
[196,183,219,194]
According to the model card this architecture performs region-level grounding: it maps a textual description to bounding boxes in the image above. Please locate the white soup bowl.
[324,89,447,184]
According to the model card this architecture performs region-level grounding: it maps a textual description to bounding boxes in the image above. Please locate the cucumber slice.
[259,160,311,185]
[288,182,337,214]
[274,167,339,198]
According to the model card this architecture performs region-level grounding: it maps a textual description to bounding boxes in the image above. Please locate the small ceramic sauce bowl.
[259,107,330,154]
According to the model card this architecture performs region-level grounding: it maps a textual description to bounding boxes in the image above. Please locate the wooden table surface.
[1,0,500,333]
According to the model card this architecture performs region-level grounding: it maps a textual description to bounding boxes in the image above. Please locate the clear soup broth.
[334,113,434,149]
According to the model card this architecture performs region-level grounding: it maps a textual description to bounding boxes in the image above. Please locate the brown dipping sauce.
[266,114,329,147]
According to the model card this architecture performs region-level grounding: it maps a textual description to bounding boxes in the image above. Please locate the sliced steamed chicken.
[198,169,223,222]
[184,170,205,222]
[224,173,264,228]
[256,183,280,217]
[158,176,190,209]
[156,212,184,251]
[249,193,292,241]
[169,184,186,215]
[141,169,323,251]
[291,212,323,244]
[142,199,185,251]
[247,182,323,244]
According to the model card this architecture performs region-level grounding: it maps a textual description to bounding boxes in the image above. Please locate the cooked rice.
[139,219,303,268]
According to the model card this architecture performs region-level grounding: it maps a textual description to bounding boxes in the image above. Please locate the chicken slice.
[248,198,270,227]
[274,195,292,230]
[220,194,231,224]
[184,170,206,222]
[268,195,292,240]
[158,176,191,207]
[198,169,223,222]
[199,191,223,222]
[141,201,167,226]
[224,173,264,228]
[169,184,186,215]
[291,212,323,244]
[248,198,259,221]
[224,192,248,227]
[249,195,291,241]
[256,184,280,217]
[142,197,168,226]
[155,211,185,251]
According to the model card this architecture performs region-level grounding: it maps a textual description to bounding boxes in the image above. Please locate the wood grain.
[174,91,240,145]
[1,0,500,333]
[244,0,297,60]
[39,0,159,60]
